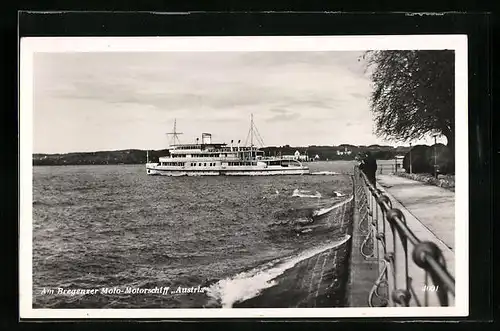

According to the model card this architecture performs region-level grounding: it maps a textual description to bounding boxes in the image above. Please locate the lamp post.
[409,142,412,174]
[432,134,438,178]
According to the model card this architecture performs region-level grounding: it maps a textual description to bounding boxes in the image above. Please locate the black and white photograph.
[19,36,468,318]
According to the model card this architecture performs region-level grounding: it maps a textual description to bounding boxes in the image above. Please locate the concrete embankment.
[234,195,354,308]
[235,238,351,308]
[346,179,379,307]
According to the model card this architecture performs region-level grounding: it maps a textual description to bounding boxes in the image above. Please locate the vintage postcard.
[19,35,468,319]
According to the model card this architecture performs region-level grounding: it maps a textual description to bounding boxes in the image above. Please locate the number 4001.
[422,285,440,292]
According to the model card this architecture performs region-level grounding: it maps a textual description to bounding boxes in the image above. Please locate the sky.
[33,51,446,154]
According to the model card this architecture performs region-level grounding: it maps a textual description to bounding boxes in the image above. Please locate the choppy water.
[32,161,355,308]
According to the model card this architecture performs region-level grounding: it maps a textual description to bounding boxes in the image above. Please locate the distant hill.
[33,149,169,166]
[33,144,411,166]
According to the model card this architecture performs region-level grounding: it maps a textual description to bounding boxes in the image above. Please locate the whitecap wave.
[205,234,351,308]
[310,171,340,176]
[292,189,322,198]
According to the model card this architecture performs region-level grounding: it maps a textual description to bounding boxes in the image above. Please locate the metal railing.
[377,162,404,175]
[353,166,455,307]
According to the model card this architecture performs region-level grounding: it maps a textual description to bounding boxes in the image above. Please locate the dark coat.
[361,154,377,186]
[364,156,377,173]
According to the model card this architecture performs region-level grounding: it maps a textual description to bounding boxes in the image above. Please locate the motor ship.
[145,115,310,176]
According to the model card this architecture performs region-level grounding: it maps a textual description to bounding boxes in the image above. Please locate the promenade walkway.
[376,174,455,252]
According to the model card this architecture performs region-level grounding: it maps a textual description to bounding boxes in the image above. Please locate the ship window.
[204,163,206,166]
[199,163,202,166]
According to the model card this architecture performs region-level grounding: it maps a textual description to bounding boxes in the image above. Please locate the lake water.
[32,161,355,308]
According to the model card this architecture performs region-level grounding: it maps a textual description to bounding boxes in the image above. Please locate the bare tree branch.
[364,50,455,157]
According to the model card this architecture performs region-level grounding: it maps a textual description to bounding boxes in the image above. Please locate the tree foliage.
[364,50,455,157]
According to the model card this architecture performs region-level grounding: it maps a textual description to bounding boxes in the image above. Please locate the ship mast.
[166,119,183,146]
[245,114,265,160]
[250,113,254,158]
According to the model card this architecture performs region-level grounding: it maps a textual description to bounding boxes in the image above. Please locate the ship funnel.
[237,139,241,151]
[202,133,212,144]
[230,140,234,152]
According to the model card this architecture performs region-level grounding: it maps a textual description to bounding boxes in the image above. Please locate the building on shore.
[282,150,310,161]
[336,147,352,156]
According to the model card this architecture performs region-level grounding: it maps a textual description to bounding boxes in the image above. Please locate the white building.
[283,150,309,161]
[336,147,352,156]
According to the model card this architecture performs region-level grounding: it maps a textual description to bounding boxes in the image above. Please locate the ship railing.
[170,147,263,154]
[353,165,455,307]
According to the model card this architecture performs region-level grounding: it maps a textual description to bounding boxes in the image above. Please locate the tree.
[364,50,455,159]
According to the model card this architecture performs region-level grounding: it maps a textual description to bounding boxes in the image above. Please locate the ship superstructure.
[145,115,309,176]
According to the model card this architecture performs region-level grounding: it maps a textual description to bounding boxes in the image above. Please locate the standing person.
[358,153,366,173]
[363,152,378,187]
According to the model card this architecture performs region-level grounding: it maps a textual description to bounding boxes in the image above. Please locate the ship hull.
[146,164,309,176]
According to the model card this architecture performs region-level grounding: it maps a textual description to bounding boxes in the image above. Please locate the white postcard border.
[20,35,469,319]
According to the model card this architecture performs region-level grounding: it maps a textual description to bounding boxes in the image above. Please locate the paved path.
[376,174,455,251]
